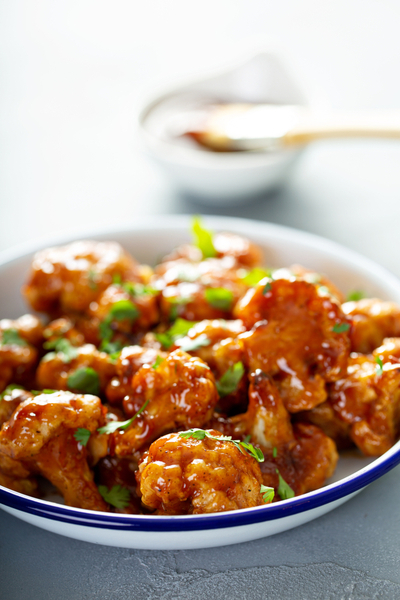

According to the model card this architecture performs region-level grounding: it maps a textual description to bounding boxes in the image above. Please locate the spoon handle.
[283,110,400,147]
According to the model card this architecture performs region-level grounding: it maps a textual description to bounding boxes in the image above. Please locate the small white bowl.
[138,52,313,204]
[1,215,400,550]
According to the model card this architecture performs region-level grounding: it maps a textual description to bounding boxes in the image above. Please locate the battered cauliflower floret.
[161,231,263,268]
[154,256,250,322]
[231,370,294,453]
[43,317,85,347]
[137,429,265,515]
[0,315,43,392]
[342,298,400,353]
[0,453,38,496]
[217,370,338,497]
[288,265,345,303]
[0,314,44,347]
[328,342,400,455]
[168,318,246,366]
[105,345,166,407]
[36,344,116,395]
[0,391,108,510]
[23,240,142,315]
[237,278,350,412]
[296,401,352,450]
[114,350,218,455]
[86,282,160,344]
[0,387,33,427]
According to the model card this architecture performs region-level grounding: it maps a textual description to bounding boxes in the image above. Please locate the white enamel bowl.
[1,215,400,550]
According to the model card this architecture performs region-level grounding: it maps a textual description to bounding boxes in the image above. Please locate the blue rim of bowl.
[1,442,400,532]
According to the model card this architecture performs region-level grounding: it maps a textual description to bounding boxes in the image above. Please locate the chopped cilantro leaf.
[109,299,140,321]
[31,389,57,396]
[205,287,234,311]
[166,296,193,321]
[99,319,113,344]
[43,338,78,364]
[100,340,124,355]
[192,216,217,259]
[0,384,24,401]
[97,399,150,435]
[74,428,91,447]
[375,356,384,376]
[273,447,278,458]
[216,362,245,397]
[67,367,100,396]
[121,281,157,296]
[260,484,275,504]
[276,468,295,500]
[175,334,211,353]
[98,484,130,509]
[1,329,28,347]
[332,322,350,333]
[88,269,98,291]
[346,290,366,301]
[154,331,174,350]
[240,268,272,286]
[152,355,165,370]
[112,274,122,285]
[109,350,121,363]
[179,429,264,463]
[155,318,197,349]
[262,281,272,295]
[99,300,140,345]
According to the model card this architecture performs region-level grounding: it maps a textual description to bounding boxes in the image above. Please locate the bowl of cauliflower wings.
[1,215,400,550]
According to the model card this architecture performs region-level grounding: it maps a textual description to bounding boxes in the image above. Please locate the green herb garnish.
[109,299,140,321]
[112,274,122,285]
[167,296,193,321]
[121,282,158,297]
[43,338,78,363]
[67,367,100,396]
[74,428,91,447]
[100,340,124,356]
[332,322,350,333]
[276,469,295,500]
[1,329,28,347]
[31,389,57,396]
[192,216,217,259]
[346,290,366,302]
[152,355,165,370]
[155,318,197,349]
[262,281,272,295]
[176,334,211,353]
[260,484,275,504]
[98,484,130,509]
[273,447,278,458]
[97,399,150,435]
[100,299,140,346]
[205,288,234,311]
[375,356,384,376]
[240,268,272,286]
[179,429,264,463]
[88,269,98,290]
[216,361,245,397]
[0,384,24,401]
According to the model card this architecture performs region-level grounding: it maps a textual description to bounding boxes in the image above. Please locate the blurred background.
[1,0,400,273]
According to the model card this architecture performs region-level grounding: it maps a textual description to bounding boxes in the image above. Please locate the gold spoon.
[172,103,400,152]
